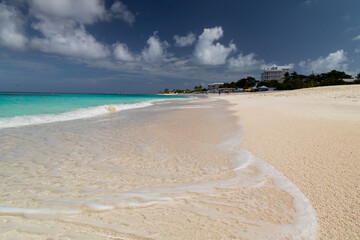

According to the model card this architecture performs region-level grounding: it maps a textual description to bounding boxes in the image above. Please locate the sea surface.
[0,94,316,239]
[0,92,184,129]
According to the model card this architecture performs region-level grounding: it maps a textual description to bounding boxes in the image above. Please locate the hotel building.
[261,65,290,83]
[208,83,224,91]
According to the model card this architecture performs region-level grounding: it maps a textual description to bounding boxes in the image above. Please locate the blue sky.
[0,0,360,93]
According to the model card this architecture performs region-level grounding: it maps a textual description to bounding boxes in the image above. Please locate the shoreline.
[213,85,360,239]
[0,96,317,239]
[0,86,358,239]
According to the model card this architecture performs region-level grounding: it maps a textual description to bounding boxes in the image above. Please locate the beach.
[0,86,358,239]
[215,85,360,239]
[0,94,316,239]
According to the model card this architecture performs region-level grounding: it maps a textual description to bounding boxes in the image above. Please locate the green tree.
[223,81,236,88]
[235,77,258,88]
[282,72,291,83]
[318,70,351,85]
[194,85,202,92]
[320,77,345,86]
[290,71,298,80]
[304,79,318,88]
[354,73,360,84]
[278,78,303,90]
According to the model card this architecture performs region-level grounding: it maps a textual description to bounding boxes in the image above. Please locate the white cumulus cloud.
[28,0,106,24]
[30,16,109,59]
[353,35,360,41]
[0,2,28,50]
[113,42,134,61]
[26,0,115,59]
[109,1,135,25]
[228,53,264,71]
[0,0,136,59]
[194,26,236,65]
[142,32,168,62]
[173,32,196,47]
[299,50,348,73]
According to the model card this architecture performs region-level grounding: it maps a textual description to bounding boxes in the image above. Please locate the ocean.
[0,92,184,129]
[0,93,316,239]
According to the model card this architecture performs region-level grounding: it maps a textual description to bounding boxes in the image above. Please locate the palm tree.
[282,72,291,83]
[355,73,360,83]
[291,71,298,79]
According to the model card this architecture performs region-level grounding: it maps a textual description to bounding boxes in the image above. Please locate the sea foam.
[0,101,154,129]
[0,206,79,215]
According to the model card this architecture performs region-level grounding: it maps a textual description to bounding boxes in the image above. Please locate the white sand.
[214,85,360,239]
[0,97,316,239]
[1,86,358,239]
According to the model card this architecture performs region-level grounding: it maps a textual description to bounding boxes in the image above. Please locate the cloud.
[26,0,117,59]
[109,1,135,25]
[343,14,350,20]
[302,0,320,6]
[228,53,264,72]
[0,0,136,59]
[0,2,28,50]
[299,50,348,73]
[302,0,313,6]
[282,63,295,69]
[194,26,236,65]
[113,42,134,61]
[173,32,196,47]
[353,35,360,41]
[28,0,106,24]
[262,63,295,69]
[142,32,169,62]
[30,16,109,59]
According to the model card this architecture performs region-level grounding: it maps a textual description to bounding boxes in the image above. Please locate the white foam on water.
[0,101,155,129]
[97,130,316,239]
[86,202,114,211]
[177,105,212,109]
[0,206,80,215]
[242,149,317,239]
[220,131,317,239]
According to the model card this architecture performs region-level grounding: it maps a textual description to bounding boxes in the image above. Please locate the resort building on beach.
[342,78,356,83]
[261,64,290,83]
[208,83,224,91]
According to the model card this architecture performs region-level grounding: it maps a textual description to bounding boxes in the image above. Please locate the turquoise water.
[0,92,185,128]
[0,92,183,118]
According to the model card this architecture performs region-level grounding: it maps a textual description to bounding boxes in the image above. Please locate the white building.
[208,83,224,90]
[342,78,356,83]
[261,65,290,83]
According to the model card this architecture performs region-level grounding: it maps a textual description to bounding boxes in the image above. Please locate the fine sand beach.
[1,1,359,239]
[0,86,358,239]
[1,95,317,239]
[215,85,360,239]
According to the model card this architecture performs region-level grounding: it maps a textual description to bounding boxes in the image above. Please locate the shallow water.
[0,92,184,128]
[0,97,316,239]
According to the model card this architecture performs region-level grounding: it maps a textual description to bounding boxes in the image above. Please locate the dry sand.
[214,85,360,239]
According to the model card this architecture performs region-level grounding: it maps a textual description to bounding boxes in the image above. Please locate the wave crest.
[0,101,154,129]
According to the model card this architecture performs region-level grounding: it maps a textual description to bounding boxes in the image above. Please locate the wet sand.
[214,85,360,239]
[0,97,316,239]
